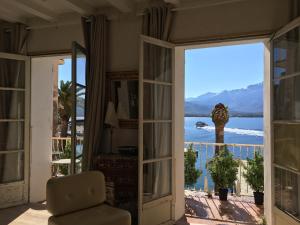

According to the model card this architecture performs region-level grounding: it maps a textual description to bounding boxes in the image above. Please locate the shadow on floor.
[0,203,47,225]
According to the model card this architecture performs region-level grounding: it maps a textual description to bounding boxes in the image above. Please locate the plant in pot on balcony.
[185,144,202,189]
[207,146,239,201]
[243,152,264,205]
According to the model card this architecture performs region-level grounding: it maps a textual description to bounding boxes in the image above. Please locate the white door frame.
[0,52,30,208]
[173,37,273,223]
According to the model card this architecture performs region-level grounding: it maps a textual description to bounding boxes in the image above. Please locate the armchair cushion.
[47,171,106,216]
[48,204,131,225]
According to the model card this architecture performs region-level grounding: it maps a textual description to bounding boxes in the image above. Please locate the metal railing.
[184,142,264,196]
[51,137,84,176]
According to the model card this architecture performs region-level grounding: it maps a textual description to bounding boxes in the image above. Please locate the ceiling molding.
[0,5,26,23]
[60,0,94,15]
[3,0,57,21]
[172,0,248,12]
[106,0,135,13]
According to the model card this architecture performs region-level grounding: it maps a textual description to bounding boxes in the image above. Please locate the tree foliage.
[185,144,202,187]
[207,146,239,188]
[243,152,264,192]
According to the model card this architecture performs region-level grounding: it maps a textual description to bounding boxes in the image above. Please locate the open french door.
[269,18,300,225]
[139,35,175,225]
[0,52,30,208]
[71,42,87,174]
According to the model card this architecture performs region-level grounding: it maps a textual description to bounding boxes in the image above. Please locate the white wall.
[30,57,58,202]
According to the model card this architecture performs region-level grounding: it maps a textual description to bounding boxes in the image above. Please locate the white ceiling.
[0,0,248,27]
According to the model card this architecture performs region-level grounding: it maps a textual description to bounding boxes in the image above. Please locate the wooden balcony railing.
[184,142,264,196]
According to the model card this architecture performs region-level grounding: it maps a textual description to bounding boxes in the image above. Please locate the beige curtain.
[0,22,28,183]
[142,4,173,200]
[81,15,107,171]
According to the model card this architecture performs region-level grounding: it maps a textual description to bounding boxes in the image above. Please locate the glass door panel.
[139,35,175,225]
[71,42,87,174]
[272,24,300,221]
[0,53,29,208]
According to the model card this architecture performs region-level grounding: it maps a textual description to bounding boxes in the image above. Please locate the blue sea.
[185,117,264,190]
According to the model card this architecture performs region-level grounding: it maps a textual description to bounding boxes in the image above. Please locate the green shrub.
[59,140,72,175]
[207,146,239,188]
[243,152,264,192]
[184,144,202,187]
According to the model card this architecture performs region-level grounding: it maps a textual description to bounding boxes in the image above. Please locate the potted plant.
[243,152,264,205]
[184,144,202,189]
[207,146,239,201]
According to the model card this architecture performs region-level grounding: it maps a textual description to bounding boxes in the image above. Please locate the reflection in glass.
[0,152,24,183]
[0,91,24,119]
[274,167,299,220]
[0,59,25,88]
[273,26,300,79]
[143,123,171,160]
[76,50,86,86]
[143,83,171,120]
[274,124,300,172]
[143,42,172,82]
[0,122,24,150]
[273,76,300,120]
[143,160,172,203]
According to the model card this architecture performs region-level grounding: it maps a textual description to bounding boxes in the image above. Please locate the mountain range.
[185,83,263,117]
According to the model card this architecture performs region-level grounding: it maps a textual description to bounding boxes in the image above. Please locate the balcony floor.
[182,190,264,225]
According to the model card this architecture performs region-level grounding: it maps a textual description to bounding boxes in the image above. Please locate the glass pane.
[76,86,85,121]
[0,59,25,88]
[143,160,172,203]
[75,137,83,173]
[143,42,172,83]
[273,26,300,78]
[0,122,24,150]
[274,167,300,220]
[274,124,300,172]
[143,83,172,120]
[0,91,24,119]
[76,49,86,86]
[273,76,300,120]
[0,152,24,183]
[143,123,171,160]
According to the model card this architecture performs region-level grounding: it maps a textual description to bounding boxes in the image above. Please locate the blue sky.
[58,58,86,85]
[185,43,264,98]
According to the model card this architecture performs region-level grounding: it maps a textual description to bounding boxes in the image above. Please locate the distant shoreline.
[185,114,263,118]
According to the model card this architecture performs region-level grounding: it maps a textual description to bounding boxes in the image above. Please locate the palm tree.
[58,81,72,137]
[211,103,229,154]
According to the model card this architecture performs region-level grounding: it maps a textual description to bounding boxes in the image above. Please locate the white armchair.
[46,171,131,225]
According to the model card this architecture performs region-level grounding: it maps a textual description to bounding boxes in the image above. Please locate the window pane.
[273,76,300,120]
[0,152,24,183]
[274,124,300,172]
[143,160,172,203]
[274,167,300,220]
[143,42,172,83]
[0,91,24,119]
[76,49,86,86]
[143,83,172,120]
[143,123,171,160]
[0,59,25,88]
[273,26,300,79]
[0,122,24,150]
